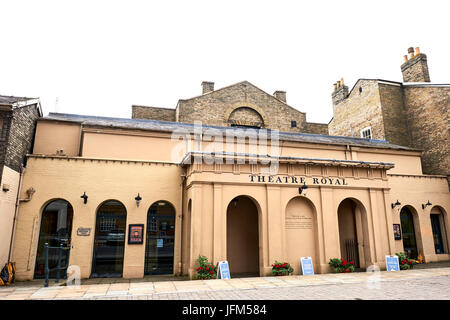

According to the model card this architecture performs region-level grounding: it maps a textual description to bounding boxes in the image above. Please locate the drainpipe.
[7,166,25,262]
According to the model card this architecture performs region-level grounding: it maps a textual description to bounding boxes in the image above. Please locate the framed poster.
[128,224,144,244]
[393,224,402,240]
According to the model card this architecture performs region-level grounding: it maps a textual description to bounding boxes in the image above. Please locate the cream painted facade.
[9,112,450,281]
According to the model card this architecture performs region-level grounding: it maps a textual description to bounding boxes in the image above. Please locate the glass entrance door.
[91,201,127,278]
[431,214,445,254]
[400,207,418,259]
[145,201,175,275]
[34,200,73,279]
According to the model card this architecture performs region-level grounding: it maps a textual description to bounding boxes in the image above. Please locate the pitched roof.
[177,80,306,116]
[0,95,35,105]
[42,112,419,152]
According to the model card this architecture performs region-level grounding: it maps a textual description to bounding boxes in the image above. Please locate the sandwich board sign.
[385,255,400,271]
[300,257,314,275]
[217,261,231,279]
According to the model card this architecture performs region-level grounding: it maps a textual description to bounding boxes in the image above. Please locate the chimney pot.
[415,47,421,55]
[333,83,337,91]
[201,81,215,94]
[403,55,408,62]
[408,47,415,59]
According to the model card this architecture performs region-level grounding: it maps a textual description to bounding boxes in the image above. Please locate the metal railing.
[44,243,71,287]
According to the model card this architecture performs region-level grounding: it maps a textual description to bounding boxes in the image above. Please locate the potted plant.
[328,258,355,273]
[395,252,416,270]
[194,255,217,279]
[271,261,293,276]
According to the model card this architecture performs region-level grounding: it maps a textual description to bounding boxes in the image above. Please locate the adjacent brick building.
[132,80,329,135]
[329,47,450,177]
[0,96,42,267]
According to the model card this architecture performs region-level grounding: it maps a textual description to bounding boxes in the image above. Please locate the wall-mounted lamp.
[135,193,142,207]
[298,183,308,196]
[422,200,432,210]
[80,192,88,204]
[232,197,239,208]
[391,200,401,209]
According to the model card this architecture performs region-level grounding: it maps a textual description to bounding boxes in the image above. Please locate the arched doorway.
[285,197,317,274]
[145,201,176,275]
[91,200,127,278]
[226,195,260,277]
[430,206,448,254]
[337,198,370,269]
[400,206,419,259]
[34,199,73,279]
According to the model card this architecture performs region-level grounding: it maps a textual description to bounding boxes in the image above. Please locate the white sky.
[1,0,449,124]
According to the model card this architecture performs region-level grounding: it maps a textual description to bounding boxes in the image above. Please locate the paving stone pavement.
[1,267,449,300]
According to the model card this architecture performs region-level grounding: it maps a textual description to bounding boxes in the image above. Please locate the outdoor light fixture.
[232,197,239,207]
[298,183,308,196]
[391,200,401,209]
[135,193,142,207]
[80,192,88,204]
[422,200,432,210]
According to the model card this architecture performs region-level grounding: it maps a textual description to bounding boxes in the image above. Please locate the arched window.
[228,107,264,128]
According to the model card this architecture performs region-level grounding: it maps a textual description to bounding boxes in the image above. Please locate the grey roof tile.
[43,112,417,151]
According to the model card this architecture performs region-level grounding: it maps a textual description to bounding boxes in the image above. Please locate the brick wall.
[403,86,450,175]
[329,80,385,139]
[304,122,329,135]
[4,104,40,174]
[378,83,412,147]
[132,105,176,122]
[176,81,307,133]
[0,110,13,183]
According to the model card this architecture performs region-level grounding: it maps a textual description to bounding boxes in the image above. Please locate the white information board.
[385,255,400,271]
[217,261,231,279]
[300,257,314,275]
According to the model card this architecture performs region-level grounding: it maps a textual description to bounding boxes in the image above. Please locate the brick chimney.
[401,47,430,82]
[273,91,286,102]
[331,78,349,105]
[201,81,215,94]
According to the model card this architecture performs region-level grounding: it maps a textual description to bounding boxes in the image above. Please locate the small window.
[291,120,297,128]
[360,127,372,139]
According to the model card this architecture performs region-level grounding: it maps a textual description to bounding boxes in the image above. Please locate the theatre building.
[9,50,450,280]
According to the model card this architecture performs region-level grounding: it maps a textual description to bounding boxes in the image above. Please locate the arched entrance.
[430,206,448,254]
[34,199,73,279]
[145,201,176,275]
[226,196,260,277]
[337,198,370,269]
[91,200,127,278]
[400,206,419,259]
[285,196,317,274]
